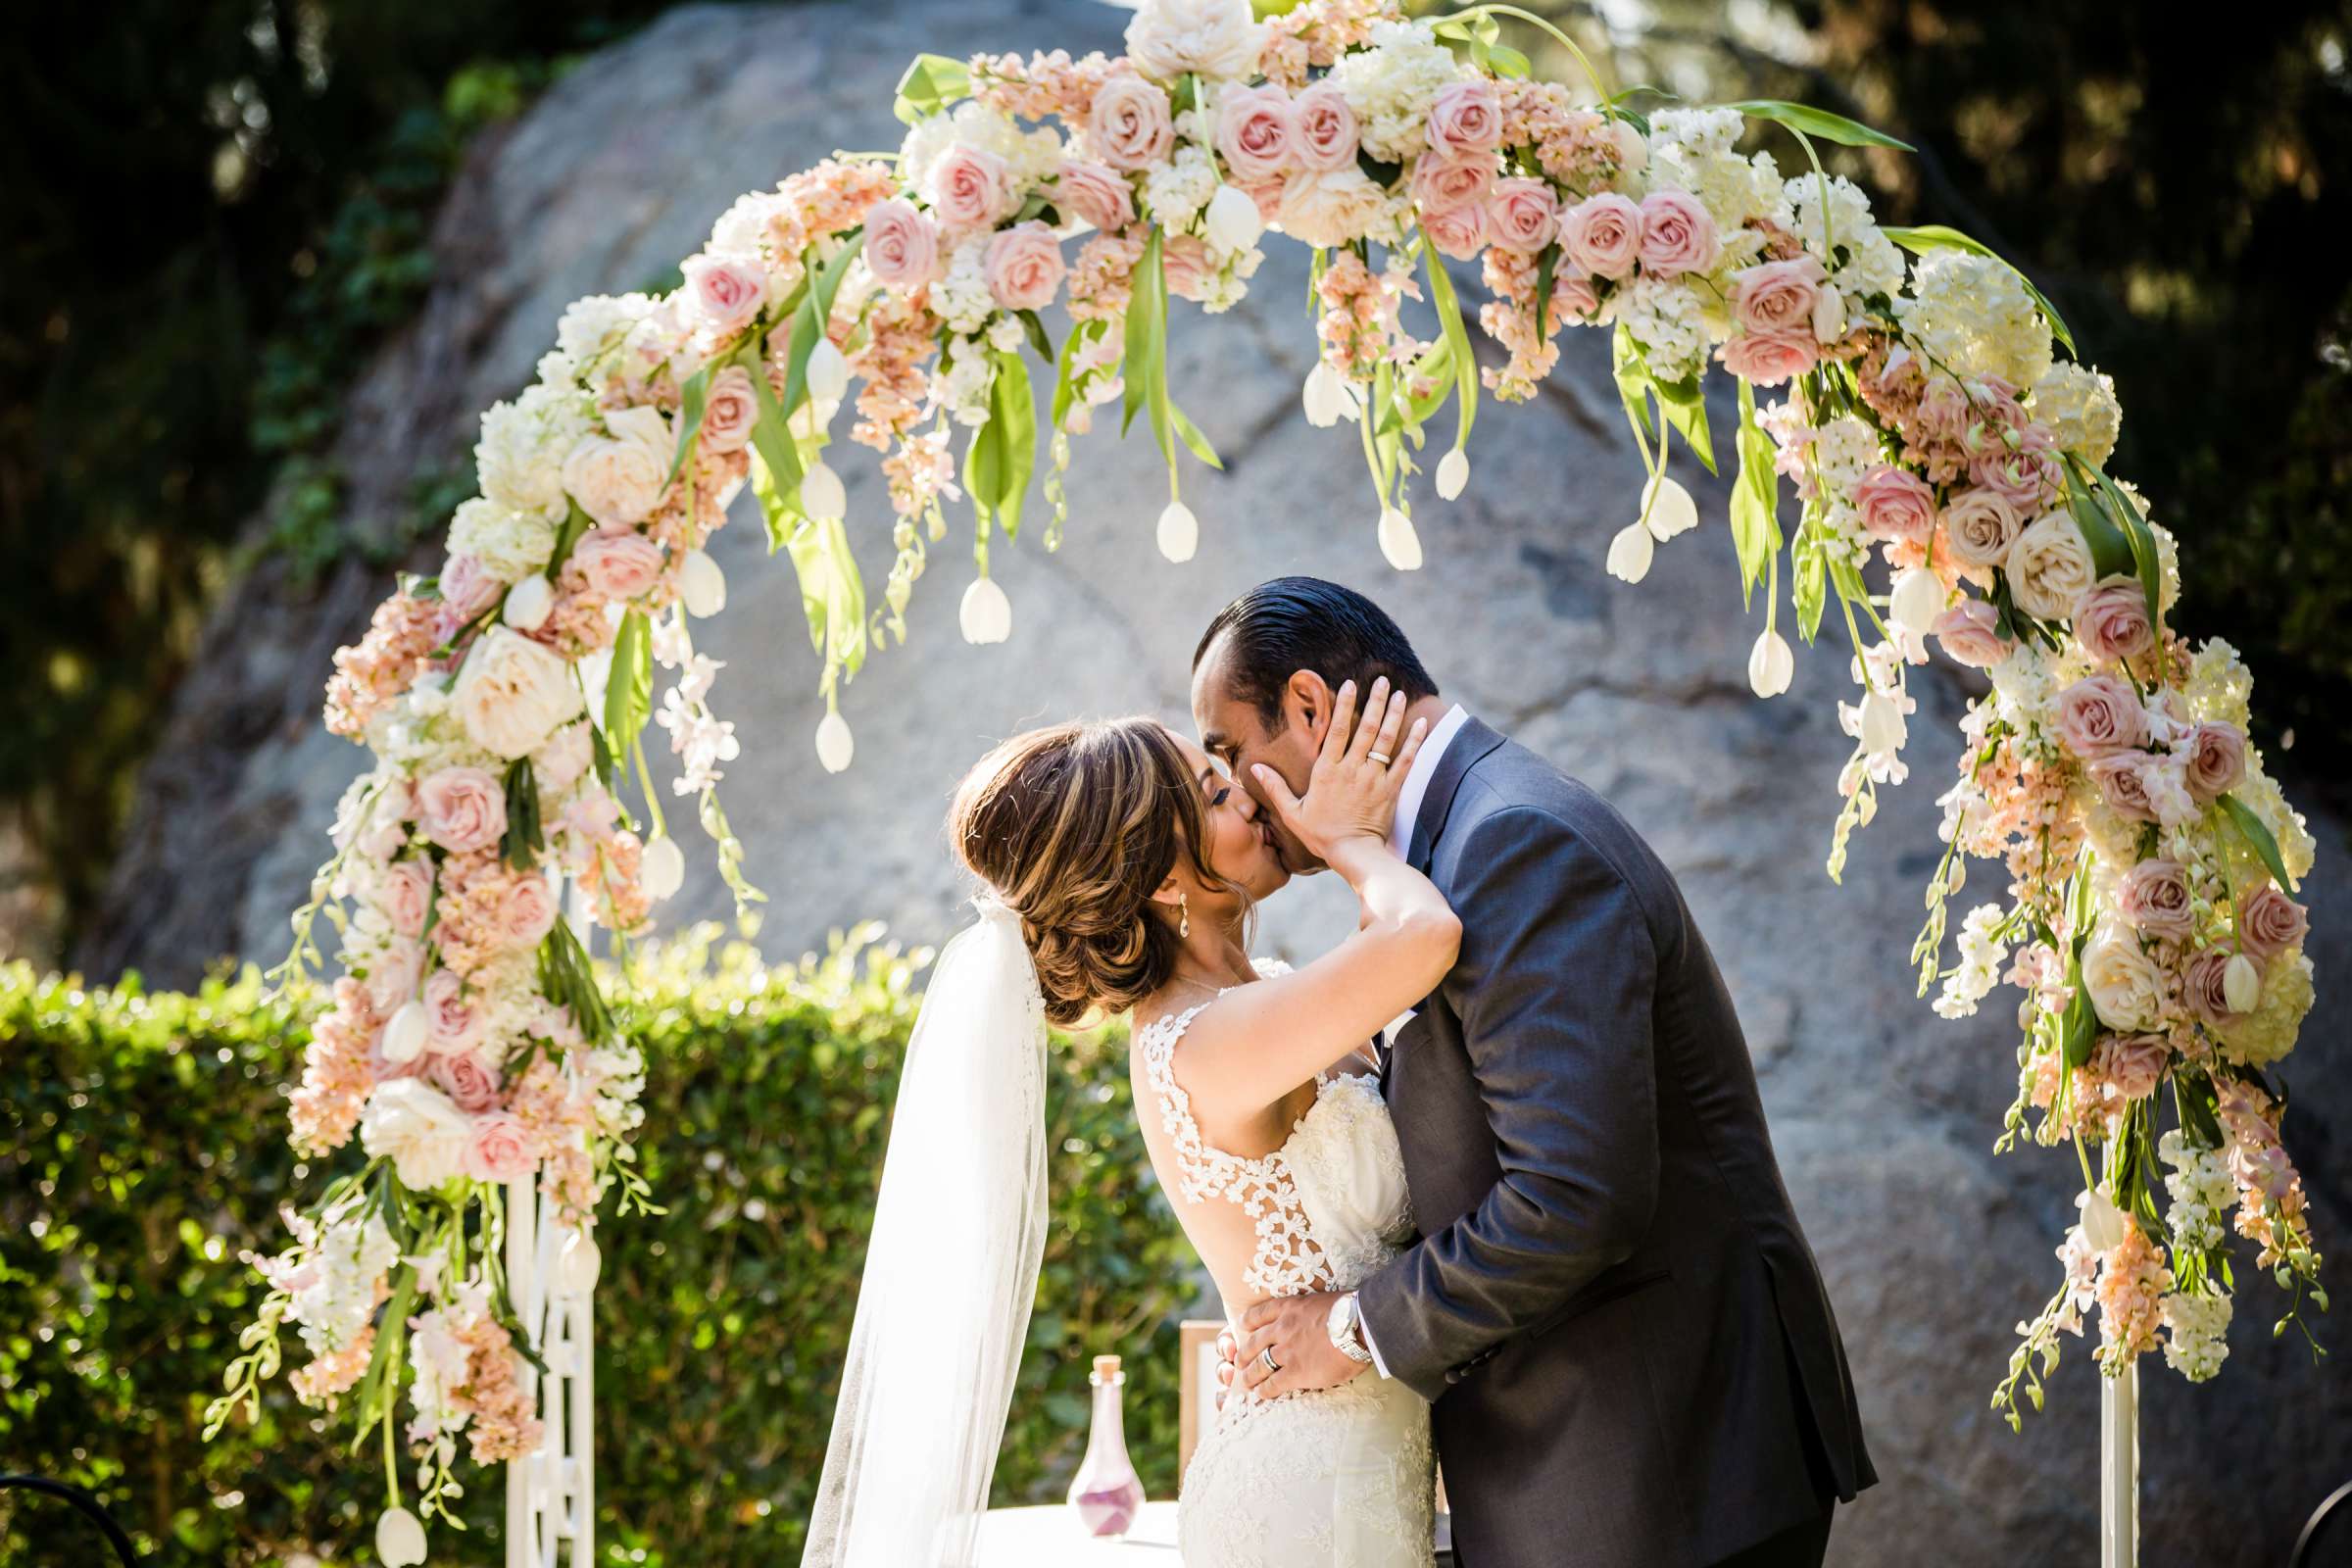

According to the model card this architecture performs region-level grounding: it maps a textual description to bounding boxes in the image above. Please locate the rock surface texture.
[81,3,2349,1560]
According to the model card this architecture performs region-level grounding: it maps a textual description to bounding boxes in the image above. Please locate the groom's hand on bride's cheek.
[1233,1291,1364,1401]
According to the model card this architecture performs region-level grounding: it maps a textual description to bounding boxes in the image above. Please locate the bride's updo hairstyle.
[951,718,1225,1027]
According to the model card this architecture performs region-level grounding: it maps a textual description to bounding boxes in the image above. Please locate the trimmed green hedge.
[0,927,1197,1565]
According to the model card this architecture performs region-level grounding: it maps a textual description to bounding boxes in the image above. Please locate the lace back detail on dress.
[1137,1004,1336,1299]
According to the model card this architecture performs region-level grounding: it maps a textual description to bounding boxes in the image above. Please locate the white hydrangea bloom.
[2158,1289,2231,1382]
[708,190,784,259]
[1196,240,1264,314]
[2031,362,2123,466]
[1812,415,1881,493]
[1651,110,1782,236]
[448,497,557,582]
[1936,903,2012,1019]
[1329,21,1465,164]
[1142,142,1218,230]
[1779,173,1905,305]
[1605,274,1707,383]
[1892,250,2055,389]
[556,293,662,368]
[933,238,996,338]
[2186,639,2254,730]
[475,381,593,522]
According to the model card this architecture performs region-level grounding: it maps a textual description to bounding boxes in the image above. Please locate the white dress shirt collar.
[1388,704,1472,860]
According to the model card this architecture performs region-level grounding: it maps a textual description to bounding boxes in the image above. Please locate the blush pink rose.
[1854,465,1938,545]
[1160,233,1216,302]
[1969,427,2061,512]
[423,967,487,1054]
[534,720,594,795]
[1552,263,1601,325]
[1054,162,1135,233]
[364,939,424,1018]
[1932,600,2011,668]
[928,144,1013,229]
[864,197,941,290]
[680,254,768,337]
[1089,71,1174,172]
[417,767,507,856]
[1216,83,1295,183]
[2089,1033,2169,1102]
[439,554,504,624]
[1939,487,2023,568]
[1637,188,1720,279]
[572,525,666,602]
[1409,152,1491,213]
[2073,577,2155,664]
[1290,83,1359,172]
[464,1111,539,1183]
[2117,858,2195,939]
[2237,884,2309,959]
[1717,328,1817,386]
[1731,256,1825,336]
[376,858,434,939]
[1425,79,1502,157]
[498,871,561,950]
[2182,950,2250,1024]
[1420,201,1489,262]
[699,366,759,454]
[1560,192,1642,280]
[429,1050,504,1114]
[985,222,1066,312]
[2055,675,2150,759]
[2180,721,2246,802]
[1485,177,1559,255]
[2087,753,2191,825]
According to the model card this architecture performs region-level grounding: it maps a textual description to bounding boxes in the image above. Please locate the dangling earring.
[1179,891,1191,940]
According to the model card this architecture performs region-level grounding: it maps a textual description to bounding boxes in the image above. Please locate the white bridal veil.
[802,897,1051,1568]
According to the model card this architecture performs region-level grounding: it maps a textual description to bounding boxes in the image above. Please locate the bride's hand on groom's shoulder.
[1250,677,1427,868]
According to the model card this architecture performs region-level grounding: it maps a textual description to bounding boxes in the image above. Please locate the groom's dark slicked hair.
[1194,577,1437,728]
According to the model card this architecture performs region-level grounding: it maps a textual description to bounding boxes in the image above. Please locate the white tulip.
[788,394,840,441]
[1642,474,1698,541]
[381,1002,429,1065]
[1747,629,1794,698]
[959,576,1013,643]
[806,338,851,405]
[1155,500,1200,564]
[1889,567,1947,637]
[2224,953,2262,1014]
[1604,521,1654,584]
[1859,687,1908,756]
[560,1232,603,1295]
[1812,284,1847,343]
[815,711,856,774]
[1377,508,1424,571]
[1204,183,1264,253]
[678,549,726,617]
[502,573,554,633]
[1436,449,1470,502]
[1611,118,1648,174]
[1301,362,1350,428]
[640,835,685,902]
[2078,1187,2128,1252]
[376,1506,428,1567]
[800,460,848,520]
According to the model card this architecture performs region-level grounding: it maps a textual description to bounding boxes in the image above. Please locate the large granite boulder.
[80,3,2350,1560]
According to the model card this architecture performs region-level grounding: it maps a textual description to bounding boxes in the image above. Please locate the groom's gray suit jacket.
[1355,719,1874,1568]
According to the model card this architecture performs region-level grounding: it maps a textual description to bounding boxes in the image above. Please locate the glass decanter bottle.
[1066,1354,1146,1539]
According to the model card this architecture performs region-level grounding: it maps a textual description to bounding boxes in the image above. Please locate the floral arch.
[205,0,2328,1558]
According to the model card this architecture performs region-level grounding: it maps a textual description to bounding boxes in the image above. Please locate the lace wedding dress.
[1135,972,1434,1568]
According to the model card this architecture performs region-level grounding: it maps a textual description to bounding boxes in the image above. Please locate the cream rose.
[464,1111,540,1184]
[571,525,666,603]
[453,626,585,760]
[1291,83,1359,172]
[1088,71,1175,172]
[360,1079,472,1190]
[680,253,767,337]
[926,143,1014,229]
[1637,188,1720,279]
[1216,83,1296,184]
[1485,177,1559,255]
[1939,487,2023,569]
[1278,167,1390,249]
[2237,885,2308,960]
[2005,513,2096,622]
[984,221,1066,313]
[1124,0,1262,82]
[1053,162,1135,234]
[1560,192,1642,280]
[417,766,508,855]
[2080,923,2165,1033]
[698,366,759,455]
[562,404,672,528]
[864,197,942,290]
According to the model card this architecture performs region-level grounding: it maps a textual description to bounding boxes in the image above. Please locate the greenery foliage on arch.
[206,0,2328,1549]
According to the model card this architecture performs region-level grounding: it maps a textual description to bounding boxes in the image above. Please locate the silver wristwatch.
[1326,1292,1373,1363]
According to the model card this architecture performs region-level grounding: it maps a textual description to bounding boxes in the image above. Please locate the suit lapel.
[1406,717,1506,872]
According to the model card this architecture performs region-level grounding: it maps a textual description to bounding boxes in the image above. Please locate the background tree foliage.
[0,930,1195,1563]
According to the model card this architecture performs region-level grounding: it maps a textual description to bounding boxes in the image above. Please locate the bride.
[803,678,1454,1568]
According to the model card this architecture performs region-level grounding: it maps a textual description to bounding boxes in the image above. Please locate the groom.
[1192,578,1875,1568]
